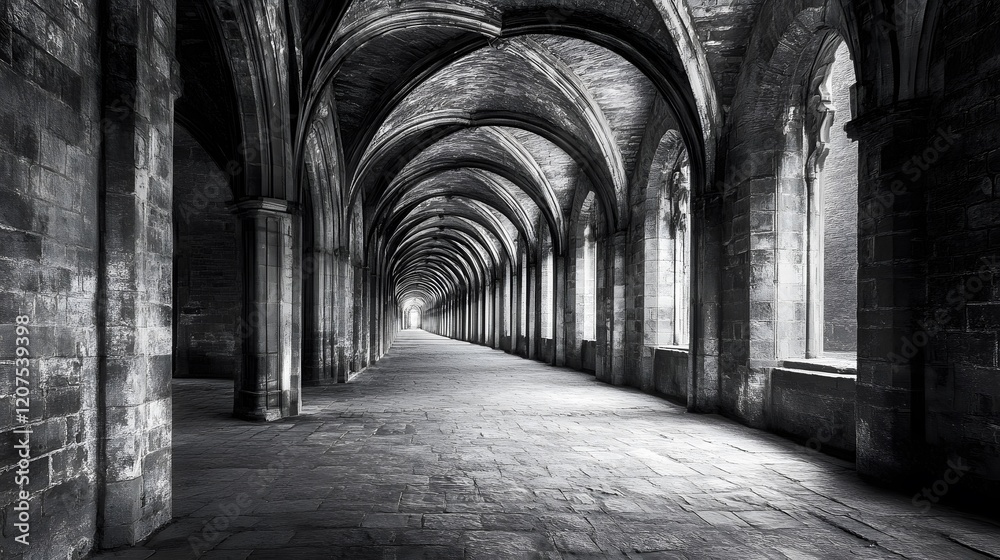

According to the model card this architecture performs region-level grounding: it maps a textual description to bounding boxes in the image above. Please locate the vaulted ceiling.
[178,0,773,314]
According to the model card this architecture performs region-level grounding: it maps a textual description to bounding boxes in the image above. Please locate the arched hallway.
[5,0,1000,556]
[91,331,999,559]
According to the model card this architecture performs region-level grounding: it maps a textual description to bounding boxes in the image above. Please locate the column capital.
[229,197,296,217]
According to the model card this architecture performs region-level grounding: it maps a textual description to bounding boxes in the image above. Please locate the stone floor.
[92,330,1000,559]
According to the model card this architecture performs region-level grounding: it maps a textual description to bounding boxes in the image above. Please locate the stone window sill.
[780,353,857,376]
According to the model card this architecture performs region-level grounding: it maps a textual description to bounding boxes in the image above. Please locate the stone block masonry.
[96,0,178,548]
[0,0,103,558]
[172,125,241,380]
[4,0,1000,556]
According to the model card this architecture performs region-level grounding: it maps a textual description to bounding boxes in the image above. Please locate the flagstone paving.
[91,330,1000,559]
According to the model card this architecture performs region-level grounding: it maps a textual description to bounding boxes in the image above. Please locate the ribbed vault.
[295,0,717,342]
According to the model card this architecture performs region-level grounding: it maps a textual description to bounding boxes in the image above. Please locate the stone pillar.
[466,289,473,342]
[481,283,488,345]
[553,254,567,367]
[463,290,469,341]
[503,266,513,352]
[302,248,333,386]
[480,284,485,343]
[848,100,932,485]
[513,259,524,355]
[528,261,539,360]
[359,267,370,369]
[597,231,627,385]
[483,282,490,345]
[334,248,351,382]
[369,269,380,363]
[231,198,299,422]
[450,297,456,339]
[97,0,178,547]
[493,274,502,349]
[470,287,478,343]
[610,232,627,385]
[689,193,723,413]
[469,289,474,342]
[565,235,581,371]
[457,292,464,340]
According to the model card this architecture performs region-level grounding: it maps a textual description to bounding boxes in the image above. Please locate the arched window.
[647,132,691,349]
[779,36,858,362]
[540,247,553,337]
[806,40,858,359]
[574,192,598,343]
[664,162,691,347]
[582,224,597,340]
[504,261,512,338]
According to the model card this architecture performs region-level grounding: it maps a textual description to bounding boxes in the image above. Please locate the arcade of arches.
[1,0,999,557]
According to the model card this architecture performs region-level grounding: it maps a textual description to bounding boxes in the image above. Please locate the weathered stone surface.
[3,0,1000,557]
[172,125,240,380]
[0,0,102,557]
[92,332,1000,559]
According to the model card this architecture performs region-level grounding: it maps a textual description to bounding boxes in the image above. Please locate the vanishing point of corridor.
[94,331,999,560]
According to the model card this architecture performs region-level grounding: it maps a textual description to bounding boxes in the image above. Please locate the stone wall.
[768,368,856,459]
[0,1,102,557]
[96,0,178,547]
[917,0,1000,502]
[172,125,240,380]
[653,347,688,401]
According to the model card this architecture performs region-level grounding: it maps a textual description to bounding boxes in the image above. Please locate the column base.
[233,407,284,422]
[233,390,285,422]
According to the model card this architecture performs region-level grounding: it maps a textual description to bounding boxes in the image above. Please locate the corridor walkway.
[94,331,999,560]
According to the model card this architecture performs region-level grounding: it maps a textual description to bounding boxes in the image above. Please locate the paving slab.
[89,330,1000,559]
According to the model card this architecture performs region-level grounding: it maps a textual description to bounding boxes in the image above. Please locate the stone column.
[334,248,350,382]
[847,100,932,484]
[359,267,371,369]
[565,236,581,371]
[610,232,627,385]
[481,283,488,345]
[231,198,299,422]
[512,259,523,355]
[465,289,472,342]
[470,287,478,343]
[493,274,502,349]
[597,231,627,385]
[689,193,723,413]
[369,269,380,364]
[528,261,539,360]
[97,0,178,547]
[553,254,567,367]
[302,247,333,386]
